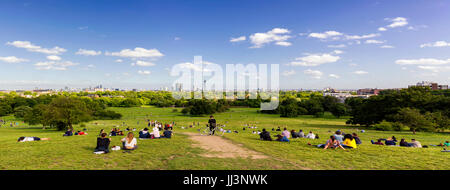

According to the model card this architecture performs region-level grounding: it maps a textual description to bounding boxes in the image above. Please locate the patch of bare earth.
[183,132,268,159]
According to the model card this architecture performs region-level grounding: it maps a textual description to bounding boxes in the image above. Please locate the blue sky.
[0,0,449,90]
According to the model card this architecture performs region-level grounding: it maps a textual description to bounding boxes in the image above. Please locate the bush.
[172,109,178,112]
[94,110,123,120]
[372,121,394,131]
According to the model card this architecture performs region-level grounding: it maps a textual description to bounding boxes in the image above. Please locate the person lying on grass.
[17,137,50,142]
[63,129,73,136]
[371,139,385,145]
[275,134,289,142]
[342,134,357,149]
[323,136,345,150]
[121,132,137,150]
[95,133,111,153]
[399,139,409,147]
[75,131,87,135]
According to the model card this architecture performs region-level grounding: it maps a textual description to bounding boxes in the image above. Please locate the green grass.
[0,106,449,170]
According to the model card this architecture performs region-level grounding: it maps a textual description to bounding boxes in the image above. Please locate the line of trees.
[346,87,449,133]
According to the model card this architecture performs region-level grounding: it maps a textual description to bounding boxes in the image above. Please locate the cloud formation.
[76,49,102,56]
[0,56,28,63]
[290,53,340,66]
[106,47,164,58]
[249,28,292,48]
[6,41,66,55]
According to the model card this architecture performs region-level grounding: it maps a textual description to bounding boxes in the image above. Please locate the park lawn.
[0,106,449,170]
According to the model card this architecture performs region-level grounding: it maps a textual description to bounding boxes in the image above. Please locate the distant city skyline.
[0,0,449,90]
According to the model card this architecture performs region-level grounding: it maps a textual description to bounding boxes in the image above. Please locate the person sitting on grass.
[342,134,357,149]
[291,130,299,138]
[63,129,73,136]
[139,128,151,139]
[323,136,345,150]
[94,133,111,153]
[121,132,137,150]
[152,126,160,138]
[110,128,117,136]
[371,139,384,145]
[281,128,291,139]
[17,137,50,142]
[161,127,173,138]
[305,131,315,139]
[75,131,87,135]
[385,137,397,146]
[445,141,450,147]
[99,129,105,137]
[298,130,305,138]
[276,127,281,131]
[399,139,410,147]
[259,129,272,141]
[409,139,422,148]
[275,134,290,142]
[333,131,344,143]
[352,133,362,145]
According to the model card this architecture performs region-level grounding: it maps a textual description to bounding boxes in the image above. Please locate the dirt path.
[182,132,268,159]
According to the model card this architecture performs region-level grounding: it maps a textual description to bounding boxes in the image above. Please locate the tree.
[43,97,92,130]
[279,98,299,118]
[329,103,347,118]
[395,108,435,134]
[13,106,32,118]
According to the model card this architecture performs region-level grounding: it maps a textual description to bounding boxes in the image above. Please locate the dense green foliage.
[347,87,449,132]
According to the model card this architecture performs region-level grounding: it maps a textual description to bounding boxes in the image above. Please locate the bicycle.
[199,124,225,136]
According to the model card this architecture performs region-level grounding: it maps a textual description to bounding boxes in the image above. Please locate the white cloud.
[304,69,323,79]
[365,39,385,44]
[417,65,450,73]
[420,41,450,48]
[353,70,368,75]
[138,70,151,75]
[76,49,102,56]
[46,55,61,61]
[174,37,181,41]
[34,61,79,71]
[290,53,340,66]
[308,31,343,40]
[230,36,246,42]
[380,45,395,49]
[333,50,344,55]
[133,60,155,67]
[249,28,292,48]
[0,56,28,63]
[328,44,346,48]
[282,70,296,76]
[395,58,450,65]
[386,17,408,28]
[106,47,164,58]
[379,17,408,31]
[87,64,95,68]
[115,59,123,63]
[345,33,380,40]
[275,41,292,46]
[329,74,340,79]
[6,41,66,55]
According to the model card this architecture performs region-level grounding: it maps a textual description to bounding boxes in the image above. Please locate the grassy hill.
[0,106,448,170]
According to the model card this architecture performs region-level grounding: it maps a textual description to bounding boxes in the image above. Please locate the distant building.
[409,81,448,90]
[323,92,370,103]
[357,88,382,95]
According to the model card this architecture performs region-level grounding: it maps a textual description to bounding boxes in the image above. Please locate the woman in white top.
[17,137,50,142]
[121,132,137,150]
[152,126,160,138]
[305,132,316,139]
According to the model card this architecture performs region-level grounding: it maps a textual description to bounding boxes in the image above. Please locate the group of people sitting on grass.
[371,137,424,148]
[94,131,138,154]
[63,129,88,136]
[259,128,318,142]
[317,131,361,150]
[138,126,173,139]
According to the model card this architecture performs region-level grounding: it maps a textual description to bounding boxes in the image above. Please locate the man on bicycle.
[208,115,216,135]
